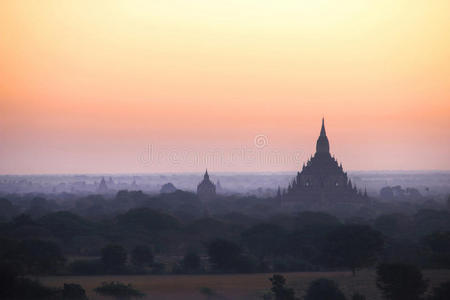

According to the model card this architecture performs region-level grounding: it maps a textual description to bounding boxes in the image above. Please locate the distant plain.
[42,269,450,300]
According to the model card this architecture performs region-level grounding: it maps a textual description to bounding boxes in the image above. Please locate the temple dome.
[197,169,216,200]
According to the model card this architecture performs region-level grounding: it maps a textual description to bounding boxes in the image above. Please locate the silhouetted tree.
[38,211,94,242]
[62,283,88,300]
[413,209,450,238]
[376,263,428,300]
[268,274,296,300]
[116,208,180,232]
[0,198,15,220]
[13,278,56,299]
[16,239,66,275]
[181,251,201,272]
[352,293,366,300]
[131,245,153,267]
[0,263,17,298]
[294,211,340,232]
[241,223,286,262]
[101,245,127,271]
[428,281,450,300]
[208,239,242,272]
[304,278,346,300]
[324,225,384,275]
[374,214,412,238]
[422,231,450,268]
[13,214,34,227]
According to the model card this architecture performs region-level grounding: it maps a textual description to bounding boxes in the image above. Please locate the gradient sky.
[1,0,449,174]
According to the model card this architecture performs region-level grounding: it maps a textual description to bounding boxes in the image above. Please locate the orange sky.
[1,0,449,174]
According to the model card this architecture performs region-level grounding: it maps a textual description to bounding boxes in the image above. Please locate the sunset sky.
[1,0,449,174]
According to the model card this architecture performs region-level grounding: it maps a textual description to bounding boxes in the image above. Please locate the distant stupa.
[130,177,139,190]
[97,177,108,193]
[216,180,224,194]
[284,118,367,203]
[197,169,216,200]
[160,182,177,194]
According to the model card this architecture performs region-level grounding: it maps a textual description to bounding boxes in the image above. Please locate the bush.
[62,283,88,300]
[94,281,145,299]
[199,286,216,299]
[376,263,428,300]
[304,278,346,300]
[269,274,296,300]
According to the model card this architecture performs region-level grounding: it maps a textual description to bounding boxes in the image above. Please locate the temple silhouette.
[197,169,216,200]
[282,118,367,205]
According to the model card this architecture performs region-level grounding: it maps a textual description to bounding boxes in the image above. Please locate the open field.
[41,270,450,300]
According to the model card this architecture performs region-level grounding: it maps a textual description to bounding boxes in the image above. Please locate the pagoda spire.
[316,117,330,154]
[320,117,326,136]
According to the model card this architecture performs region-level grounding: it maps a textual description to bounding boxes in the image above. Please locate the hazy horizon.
[2,169,450,177]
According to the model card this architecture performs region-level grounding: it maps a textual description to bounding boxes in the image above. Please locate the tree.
[422,231,450,268]
[13,214,34,227]
[131,245,153,267]
[116,208,180,232]
[374,214,412,238]
[428,281,450,300]
[101,245,127,271]
[181,251,201,272]
[376,263,428,300]
[241,223,286,262]
[304,278,346,300]
[324,224,384,275]
[268,274,296,300]
[16,239,66,275]
[62,283,88,300]
[413,210,450,238]
[294,211,340,233]
[0,263,17,298]
[208,239,242,272]
[12,277,56,299]
[352,293,366,300]
[0,198,15,220]
[38,211,94,242]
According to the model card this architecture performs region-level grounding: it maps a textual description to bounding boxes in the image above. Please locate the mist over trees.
[0,187,448,276]
[0,177,449,299]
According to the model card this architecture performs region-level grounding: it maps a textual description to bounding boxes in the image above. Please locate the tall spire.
[320,117,326,136]
[316,118,330,154]
[204,169,209,180]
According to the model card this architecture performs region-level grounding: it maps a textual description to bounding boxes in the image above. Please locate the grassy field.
[41,270,450,300]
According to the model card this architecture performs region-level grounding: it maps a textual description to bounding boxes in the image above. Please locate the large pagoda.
[283,118,367,203]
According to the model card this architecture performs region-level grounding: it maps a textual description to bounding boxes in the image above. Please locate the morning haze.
[0,1,449,300]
